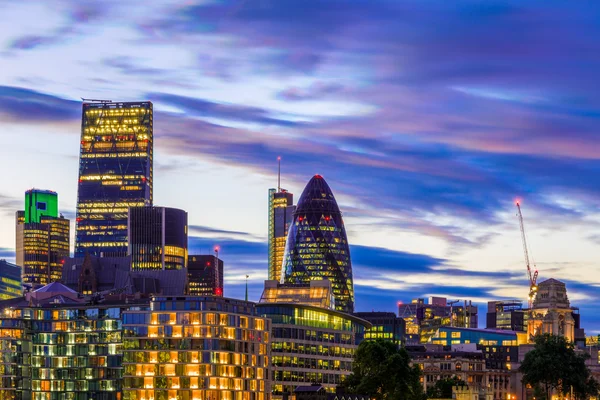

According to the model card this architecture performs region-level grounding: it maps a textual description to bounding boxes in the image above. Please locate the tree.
[519,334,599,400]
[426,376,465,399]
[341,340,425,400]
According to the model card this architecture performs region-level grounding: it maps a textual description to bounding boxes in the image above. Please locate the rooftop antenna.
[245,275,249,301]
[277,156,281,192]
[81,98,113,103]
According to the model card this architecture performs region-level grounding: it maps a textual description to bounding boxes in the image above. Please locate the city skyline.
[1,1,600,332]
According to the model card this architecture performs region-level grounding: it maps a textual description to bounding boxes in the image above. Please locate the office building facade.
[268,189,295,283]
[354,312,405,347]
[282,175,354,313]
[187,255,224,296]
[398,297,478,344]
[257,302,369,396]
[0,260,22,300]
[128,206,188,271]
[16,190,70,288]
[121,296,270,400]
[486,300,527,332]
[75,101,153,257]
[0,282,146,400]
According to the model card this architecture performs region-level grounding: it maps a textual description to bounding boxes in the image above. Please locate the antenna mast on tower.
[277,156,281,192]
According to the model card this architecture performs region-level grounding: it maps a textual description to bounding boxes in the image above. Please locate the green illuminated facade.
[257,303,369,395]
[24,190,58,224]
[16,190,70,288]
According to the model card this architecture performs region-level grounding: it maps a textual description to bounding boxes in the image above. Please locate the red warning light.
[298,216,303,222]
[514,197,522,206]
[277,156,281,161]
[215,287,223,296]
[314,174,322,179]
[206,262,211,267]
[214,245,220,252]
[325,216,330,221]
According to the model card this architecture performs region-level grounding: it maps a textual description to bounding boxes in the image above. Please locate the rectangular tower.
[268,189,295,282]
[187,254,224,296]
[16,190,70,288]
[75,101,153,257]
[128,206,188,271]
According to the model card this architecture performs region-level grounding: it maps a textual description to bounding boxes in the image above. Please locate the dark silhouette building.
[75,101,153,257]
[128,206,188,270]
[187,254,224,296]
[0,260,21,300]
[282,175,354,313]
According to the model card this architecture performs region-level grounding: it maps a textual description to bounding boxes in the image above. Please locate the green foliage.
[341,340,425,400]
[519,334,599,400]
[426,376,465,399]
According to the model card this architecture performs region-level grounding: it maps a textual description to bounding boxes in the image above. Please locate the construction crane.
[516,201,538,308]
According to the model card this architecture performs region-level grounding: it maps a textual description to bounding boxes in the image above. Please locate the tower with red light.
[187,253,224,297]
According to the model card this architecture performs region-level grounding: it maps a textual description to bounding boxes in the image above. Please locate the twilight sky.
[1,0,600,332]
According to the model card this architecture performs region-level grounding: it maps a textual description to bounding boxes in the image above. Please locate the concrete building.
[121,296,270,400]
[527,278,579,343]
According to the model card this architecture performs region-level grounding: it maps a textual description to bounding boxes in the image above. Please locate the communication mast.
[516,201,538,308]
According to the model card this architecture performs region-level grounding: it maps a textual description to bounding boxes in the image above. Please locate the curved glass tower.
[282,175,354,313]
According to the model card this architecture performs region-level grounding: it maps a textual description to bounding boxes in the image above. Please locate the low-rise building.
[353,311,404,347]
[122,296,270,400]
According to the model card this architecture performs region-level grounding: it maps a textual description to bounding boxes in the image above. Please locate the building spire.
[277,156,281,192]
[245,275,249,301]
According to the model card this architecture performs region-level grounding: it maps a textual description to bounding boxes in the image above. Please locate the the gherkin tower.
[281,174,354,313]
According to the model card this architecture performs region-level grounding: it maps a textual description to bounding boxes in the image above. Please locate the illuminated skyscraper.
[0,260,21,300]
[75,101,153,257]
[15,189,70,288]
[128,206,188,270]
[268,189,295,282]
[282,175,354,313]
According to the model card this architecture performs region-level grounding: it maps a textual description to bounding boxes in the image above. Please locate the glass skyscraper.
[282,175,354,313]
[267,189,295,283]
[0,260,22,300]
[128,206,188,270]
[15,189,70,288]
[75,101,153,257]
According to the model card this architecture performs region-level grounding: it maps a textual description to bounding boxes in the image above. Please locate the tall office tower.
[75,101,153,257]
[187,254,224,296]
[268,189,295,282]
[128,206,188,270]
[15,189,70,288]
[0,260,22,299]
[282,174,355,313]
